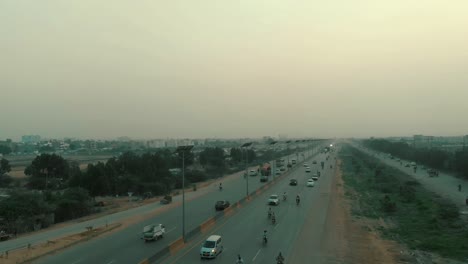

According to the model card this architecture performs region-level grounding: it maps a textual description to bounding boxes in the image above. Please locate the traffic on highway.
[32,147,335,264]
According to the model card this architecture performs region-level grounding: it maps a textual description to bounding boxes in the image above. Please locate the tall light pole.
[175,145,193,243]
[270,141,277,178]
[286,140,291,168]
[241,142,252,198]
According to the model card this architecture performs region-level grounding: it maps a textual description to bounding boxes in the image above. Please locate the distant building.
[22,135,41,143]
[146,140,166,149]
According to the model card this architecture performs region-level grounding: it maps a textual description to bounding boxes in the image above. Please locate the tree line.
[363,139,468,178]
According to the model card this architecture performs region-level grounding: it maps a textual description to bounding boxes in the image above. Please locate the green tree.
[0,158,11,175]
[25,154,70,190]
[0,191,54,232]
[0,158,12,187]
[54,187,93,222]
[0,145,12,155]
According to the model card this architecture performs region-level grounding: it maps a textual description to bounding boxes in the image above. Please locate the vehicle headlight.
[211,249,215,253]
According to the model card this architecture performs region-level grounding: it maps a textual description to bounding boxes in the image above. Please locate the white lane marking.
[71,260,82,264]
[274,222,279,230]
[106,260,115,264]
[166,227,176,233]
[252,249,261,261]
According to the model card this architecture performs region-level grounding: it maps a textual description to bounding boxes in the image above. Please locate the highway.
[33,149,322,264]
[160,151,337,264]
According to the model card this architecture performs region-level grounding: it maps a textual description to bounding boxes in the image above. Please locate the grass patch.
[340,145,468,261]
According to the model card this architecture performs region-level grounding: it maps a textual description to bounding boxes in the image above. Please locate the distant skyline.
[2,1,468,140]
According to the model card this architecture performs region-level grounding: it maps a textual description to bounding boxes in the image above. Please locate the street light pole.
[241,142,252,198]
[175,145,193,243]
[182,150,185,242]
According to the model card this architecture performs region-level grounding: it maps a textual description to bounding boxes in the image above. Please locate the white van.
[200,235,223,259]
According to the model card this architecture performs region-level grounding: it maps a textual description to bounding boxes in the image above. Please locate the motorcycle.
[296,198,300,206]
[282,195,287,201]
[263,236,268,245]
[272,216,276,225]
[268,211,272,219]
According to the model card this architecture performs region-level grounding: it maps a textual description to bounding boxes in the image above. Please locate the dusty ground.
[0,223,120,264]
[320,160,405,264]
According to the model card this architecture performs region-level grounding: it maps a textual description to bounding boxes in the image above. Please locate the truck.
[142,224,165,242]
[261,163,271,176]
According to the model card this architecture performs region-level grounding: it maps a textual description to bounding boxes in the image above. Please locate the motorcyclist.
[263,230,268,244]
[268,207,272,218]
[296,194,300,205]
[219,182,223,191]
[276,252,285,264]
[236,254,244,264]
[271,212,276,224]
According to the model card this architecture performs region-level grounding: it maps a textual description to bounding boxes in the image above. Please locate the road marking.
[71,260,82,264]
[166,226,176,233]
[252,249,261,261]
[274,222,279,230]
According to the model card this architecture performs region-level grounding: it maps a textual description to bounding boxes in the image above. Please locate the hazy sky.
[1,1,468,140]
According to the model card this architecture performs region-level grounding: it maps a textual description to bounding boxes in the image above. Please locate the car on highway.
[268,194,280,205]
[312,160,317,164]
[305,167,311,173]
[260,175,268,182]
[311,176,319,181]
[142,224,165,242]
[276,168,281,175]
[307,179,315,187]
[289,179,298,186]
[200,235,223,259]
[280,166,286,171]
[303,163,308,167]
[215,200,230,211]
[249,170,258,176]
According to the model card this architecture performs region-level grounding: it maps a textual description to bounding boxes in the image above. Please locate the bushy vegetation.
[341,145,468,260]
[363,138,468,178]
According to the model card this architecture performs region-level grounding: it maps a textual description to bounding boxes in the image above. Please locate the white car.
[268,194,280,205]
[303,163,308,167]
[305,167,311,173]
[307,179,315,187]
[311,176,319,181]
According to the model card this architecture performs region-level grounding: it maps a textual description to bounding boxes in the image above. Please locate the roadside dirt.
[321,159,405,264]
[0,223,120,264]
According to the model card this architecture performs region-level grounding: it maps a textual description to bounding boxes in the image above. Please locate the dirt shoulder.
[319,159,404,264]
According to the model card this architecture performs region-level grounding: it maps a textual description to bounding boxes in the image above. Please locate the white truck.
[142,224,165,242]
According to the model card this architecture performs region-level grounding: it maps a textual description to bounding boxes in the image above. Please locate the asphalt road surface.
[32,149,323,264]
[159,152,337,264]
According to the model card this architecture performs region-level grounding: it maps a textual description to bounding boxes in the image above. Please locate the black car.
[289,179,298,186]
[215,200,230,211]
[260,176,268,182]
